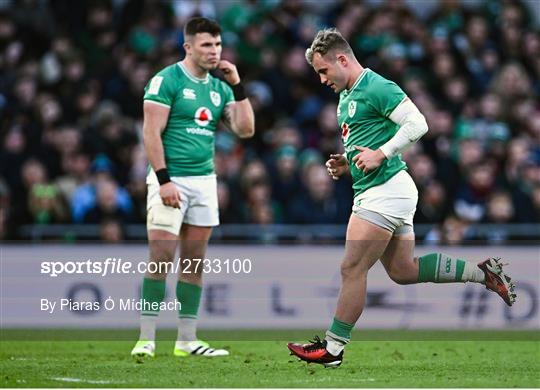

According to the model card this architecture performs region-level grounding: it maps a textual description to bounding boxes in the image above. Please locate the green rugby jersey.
[338,69,407,198]
[143,62,235,176]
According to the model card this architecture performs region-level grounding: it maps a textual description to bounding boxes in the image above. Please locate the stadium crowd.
[0,0,539,242]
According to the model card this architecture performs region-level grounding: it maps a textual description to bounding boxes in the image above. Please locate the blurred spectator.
[1,128,28,192]
[56,151,91,204]
[70,155,133,223]
[485,191,515,224]
[505,137,531,183]
[14,159,48,224]
[217,179,243,224]
[491,63,533,116]
[28,182,68,224]
[242,179,282,224]
[298,148,324,179]
[126,146,149,223]
[415,180,449,224]
[83,112,138,184]
[310,102,341,157]
[4,158,68,231]
[531,186,540,222]
[270,145,301,206]
[408,154,436,188]
[83,177,134,223]
[288,165,349,224]
[425,215,472,246]
[482,191,516,242]
[455,94,510,147]
[172,0,216,27]
[455,138,485,173]
[100,218,125,243]
[239,159,269,193]
[454,161,496,222]
[0,179,10,239]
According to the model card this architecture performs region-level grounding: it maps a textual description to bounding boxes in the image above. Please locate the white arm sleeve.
[379,98,428,159]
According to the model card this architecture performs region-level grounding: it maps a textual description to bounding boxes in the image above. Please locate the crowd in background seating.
[1,0,539,242]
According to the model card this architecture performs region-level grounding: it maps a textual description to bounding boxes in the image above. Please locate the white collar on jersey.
[177,61,210,84]
[344,68,370,96]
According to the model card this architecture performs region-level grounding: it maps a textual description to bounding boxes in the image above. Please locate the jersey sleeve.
[367,74,407,118]
[222,82,235,105]
[143,71,177,107]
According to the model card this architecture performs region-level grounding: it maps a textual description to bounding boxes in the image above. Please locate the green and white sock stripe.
[437,253,465,282]
[327,317,354,344]
[176,281,202,342]
[141,311,159,316]
[418,253,466,283]
[176,281,202,318]
[141,278,166,316]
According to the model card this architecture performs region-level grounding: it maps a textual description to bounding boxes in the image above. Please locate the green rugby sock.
[139,277,166,341]
[325,317,354,356]
[176,281,202,341]
[326,317,354,343]
[141,277,166,316]
[418,253,484,283]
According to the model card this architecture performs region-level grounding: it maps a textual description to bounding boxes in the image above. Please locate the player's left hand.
[218,60,241,86]
[352,146,386,173]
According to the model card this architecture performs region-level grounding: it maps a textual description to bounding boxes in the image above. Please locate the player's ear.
[183,41,191,54]
[337,54,348,67]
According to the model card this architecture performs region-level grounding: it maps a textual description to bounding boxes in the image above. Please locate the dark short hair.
[184,17,221,37]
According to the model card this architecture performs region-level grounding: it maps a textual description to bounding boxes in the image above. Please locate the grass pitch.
[1,330,539,388]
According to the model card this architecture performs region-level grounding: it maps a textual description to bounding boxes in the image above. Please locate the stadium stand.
[1,0,539,242]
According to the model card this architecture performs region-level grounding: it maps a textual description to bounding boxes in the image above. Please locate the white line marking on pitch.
[50,377,125,385]
[261,377,376,384]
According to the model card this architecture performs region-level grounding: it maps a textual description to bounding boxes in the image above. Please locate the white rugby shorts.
[146,170,219,235]
[352,170,418,235]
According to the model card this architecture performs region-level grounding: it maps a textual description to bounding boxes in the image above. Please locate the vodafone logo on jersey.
[341,122,350,142]
[194,107,213,127]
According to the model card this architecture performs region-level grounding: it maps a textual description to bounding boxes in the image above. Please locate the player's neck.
[181,59,208,79]
[346,65,365,91]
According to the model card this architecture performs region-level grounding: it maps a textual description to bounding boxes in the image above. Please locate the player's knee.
[149,228,177,241]
[149,245,176,263]
[340,258,367,280]
[147,243,177,279]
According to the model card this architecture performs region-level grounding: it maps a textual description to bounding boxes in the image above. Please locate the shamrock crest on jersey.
[210,91,221,106]
[348,101,356,117]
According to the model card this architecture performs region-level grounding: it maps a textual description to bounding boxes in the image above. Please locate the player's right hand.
[325,154,349,180]
[160,182,181,209]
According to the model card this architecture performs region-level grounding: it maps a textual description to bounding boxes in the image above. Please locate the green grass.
[1,330,539,388]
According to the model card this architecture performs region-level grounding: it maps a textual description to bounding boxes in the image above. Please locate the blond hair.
[305,28,354,65]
